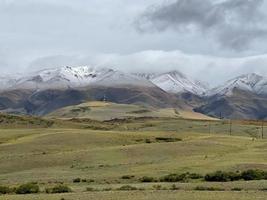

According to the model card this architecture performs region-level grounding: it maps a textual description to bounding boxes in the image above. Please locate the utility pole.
[208,122,211,134]
[262,120,264,139]
[103,94,107,102]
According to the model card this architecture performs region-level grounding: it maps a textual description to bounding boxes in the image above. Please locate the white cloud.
[1,0,267,83]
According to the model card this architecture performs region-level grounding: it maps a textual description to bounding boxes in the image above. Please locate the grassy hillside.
[47,101,216,121]
[1,115,267,199]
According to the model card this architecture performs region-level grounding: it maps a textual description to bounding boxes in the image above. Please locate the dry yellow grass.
[1,191,267,200]
[47,101,219,121]
[178,110,218,121]
[1,115,267,200]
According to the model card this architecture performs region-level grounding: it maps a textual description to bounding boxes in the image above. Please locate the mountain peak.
[151,70,207,96]
[209,73,267,96]
[0,66,209,96]
[236,73,263,82]
[164,70,186,79]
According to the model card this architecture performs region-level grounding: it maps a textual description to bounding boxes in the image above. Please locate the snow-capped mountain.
[208,73,267,96]
[0,66,209,96]
[150,71,208,96]
[4,66,153,90]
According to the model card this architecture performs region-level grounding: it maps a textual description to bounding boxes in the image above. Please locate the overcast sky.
[1,0,267,84]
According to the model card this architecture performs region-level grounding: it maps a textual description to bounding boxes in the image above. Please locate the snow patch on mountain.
[150,71,208,96]
[0,66,208,95]
[3,66,154,90]
[208,73,267,96]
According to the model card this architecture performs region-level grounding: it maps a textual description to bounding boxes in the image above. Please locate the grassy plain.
[0,112,267,199]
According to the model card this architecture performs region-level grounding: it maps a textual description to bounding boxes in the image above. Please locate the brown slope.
[195,88,267,120]
[0,85,185,116]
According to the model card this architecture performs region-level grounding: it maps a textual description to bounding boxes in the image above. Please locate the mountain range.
[1,66,267,120]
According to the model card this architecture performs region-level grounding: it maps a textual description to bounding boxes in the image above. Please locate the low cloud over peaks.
[136,0,267,50]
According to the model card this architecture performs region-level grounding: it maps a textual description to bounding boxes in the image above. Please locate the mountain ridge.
[0,66,208,96]
[1,66,267,119]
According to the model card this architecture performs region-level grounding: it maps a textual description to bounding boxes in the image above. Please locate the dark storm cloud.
[136,0,267,50]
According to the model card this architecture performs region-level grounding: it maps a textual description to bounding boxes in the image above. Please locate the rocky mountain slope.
[208,73,267,97]
[196,73,267,120]
[2,66,267,120]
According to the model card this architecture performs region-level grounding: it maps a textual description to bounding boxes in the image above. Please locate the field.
[1,113,267,199]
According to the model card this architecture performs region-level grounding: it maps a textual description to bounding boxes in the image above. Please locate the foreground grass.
[1,191,267,200]
[1,116,267,199]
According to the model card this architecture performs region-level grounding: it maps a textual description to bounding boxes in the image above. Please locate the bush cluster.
[241,169,267,181]
[139,176,157,183]
[121,175,135,180]
[117,185,138,191]
[138,169,267,184]
[73,178,81,183]
[205,169,267,182]
[139,172,203,183]
[194,186,225,191]
[73,178,93,183]
[0,186,13,195]
[160,172,203,183]
[155,137,182,143]
[15,183,40,194]
[45,185,72,194]
[204,171,241,182]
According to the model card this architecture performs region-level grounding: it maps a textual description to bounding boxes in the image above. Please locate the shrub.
[194,186,225,191]
[160,173,186,182]
[46,185,72,194]
[15,183,40,194]
[160,172,201,183]
[205,171,228,182]
[140,176,157,183]
[205,169,267,182]
[0,186,12,195]
[102,188,112,191]
[153,185,162,190]
[204,171,241,182]
[117,185,138,191]
[231,187,243,191]
[145,139,151,144]
[86,187,95,192]
[241,169,267,181]
[121,175,135,180]
[226,172,242,181]
[73,178,81,183]
[188,173,203,179]
[155,137,182,143]
[170,184,180,190]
